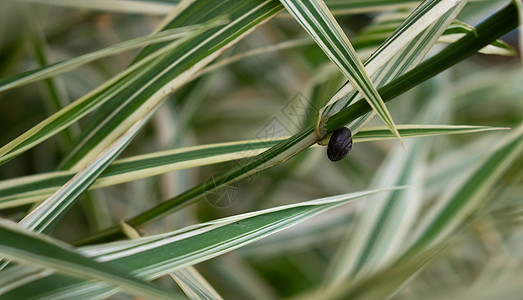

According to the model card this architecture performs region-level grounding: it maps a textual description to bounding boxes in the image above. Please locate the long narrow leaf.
[18,115,150,234]
[58,0,283,171]
[0,25,207,93]
[326,83,452,288]
[409,124,523,252]
[73,2,520,245]
[319,0,465,122]
[0,189,396,299]
[170,267,223,300]
[0,219,182,300]
[329,124,523,300]
[0,24,207,166]
[327,138,426,286]
[0,125,505,209]
[17,0,422,15]
[280,0,404,146]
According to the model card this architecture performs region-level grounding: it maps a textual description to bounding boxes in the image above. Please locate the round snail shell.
[327,127,352,162]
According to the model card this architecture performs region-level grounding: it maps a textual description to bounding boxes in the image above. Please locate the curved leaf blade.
[0,219,182,300]
[0,25,207,94]
[280,0,404,146]
[1,189,396,299]
[0,125,505,209]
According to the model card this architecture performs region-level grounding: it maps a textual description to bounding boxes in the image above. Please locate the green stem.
[74,3,518,246]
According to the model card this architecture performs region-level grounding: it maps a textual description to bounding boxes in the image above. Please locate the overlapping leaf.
[18,115,150,234]
[0,24,208,166]
[319,0,466,125]
[75,1,520,244]
[0,219,182,300]
[326,123,523,299]
[17,0,422,16]
[326,81,451,288]
[0,125,504,209]
[280,0,404,146]
[0,189,393,299]
[355,12,515,56]
[0,25,208,93]
[170,267,223,300]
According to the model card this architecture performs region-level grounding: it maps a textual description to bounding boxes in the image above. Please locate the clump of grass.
[0,0,521,299]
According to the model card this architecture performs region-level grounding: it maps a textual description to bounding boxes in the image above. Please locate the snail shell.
[327,127,352,162]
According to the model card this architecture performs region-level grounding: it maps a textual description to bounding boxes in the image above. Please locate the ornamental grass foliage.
[0,0,522,299]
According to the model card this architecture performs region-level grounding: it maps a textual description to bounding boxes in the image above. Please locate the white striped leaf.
[170,267,223,300]
[17,0,422,16]
[34,0,512,245]
[319,0,466,125]
[0,114,152,272]
[516,0,523,69]
[120,222,223,300]
[57,0,284,171]
[327,138,426,286]
[409,124,523,252]
[330,124,523,300]
[280,0,404,146]
[18,115,150,234]
[0,24,209,93]
[0,219,182,300]
[0,24,206,166]
[88,0,469,248]
[354,12,514,56]
[0,125,505,209]
[326,82,452,287]
[0,189,396,299]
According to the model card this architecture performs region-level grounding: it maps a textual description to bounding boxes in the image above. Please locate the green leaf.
[0,25,204,166]
[17,0,180,15]
[0,125,505,209]
[170,267,223,300]
[320,0,466,126]
[119,222,223,300]
[74,2,520,245]
[17,0,422,16]
[327,138,426,286]
[324,2,519,133]
[18,115,150,234]
[354,13,515,56]
[280,0,405,147]
[409,124,523,253]
[56,0,284,171]
[325,82,452,288]
[513,0,523,68]
[0,219,183,300]
[325,123,523,299]
[0,25,208,94]
[442,20,516,55]
[0,188,396,299]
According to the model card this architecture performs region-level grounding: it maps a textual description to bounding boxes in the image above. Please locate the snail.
[327,127,352,162]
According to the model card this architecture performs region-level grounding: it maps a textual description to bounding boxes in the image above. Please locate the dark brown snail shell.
[327,127,352,162]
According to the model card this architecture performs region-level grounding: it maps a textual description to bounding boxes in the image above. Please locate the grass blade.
[72,2,520,245]
[0,25,204,166]
[0,125,505,209]
[1,189,396,299]
[0,219,182,300]
[18,115,150,234]
[0,25,206,94]
[409,124,523,252]
[170,267,223,300]
[328,124,523,299]
[17,0,422,16]
[320,0,466,125]
[326,138,426,287]
[280,0,404,146]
